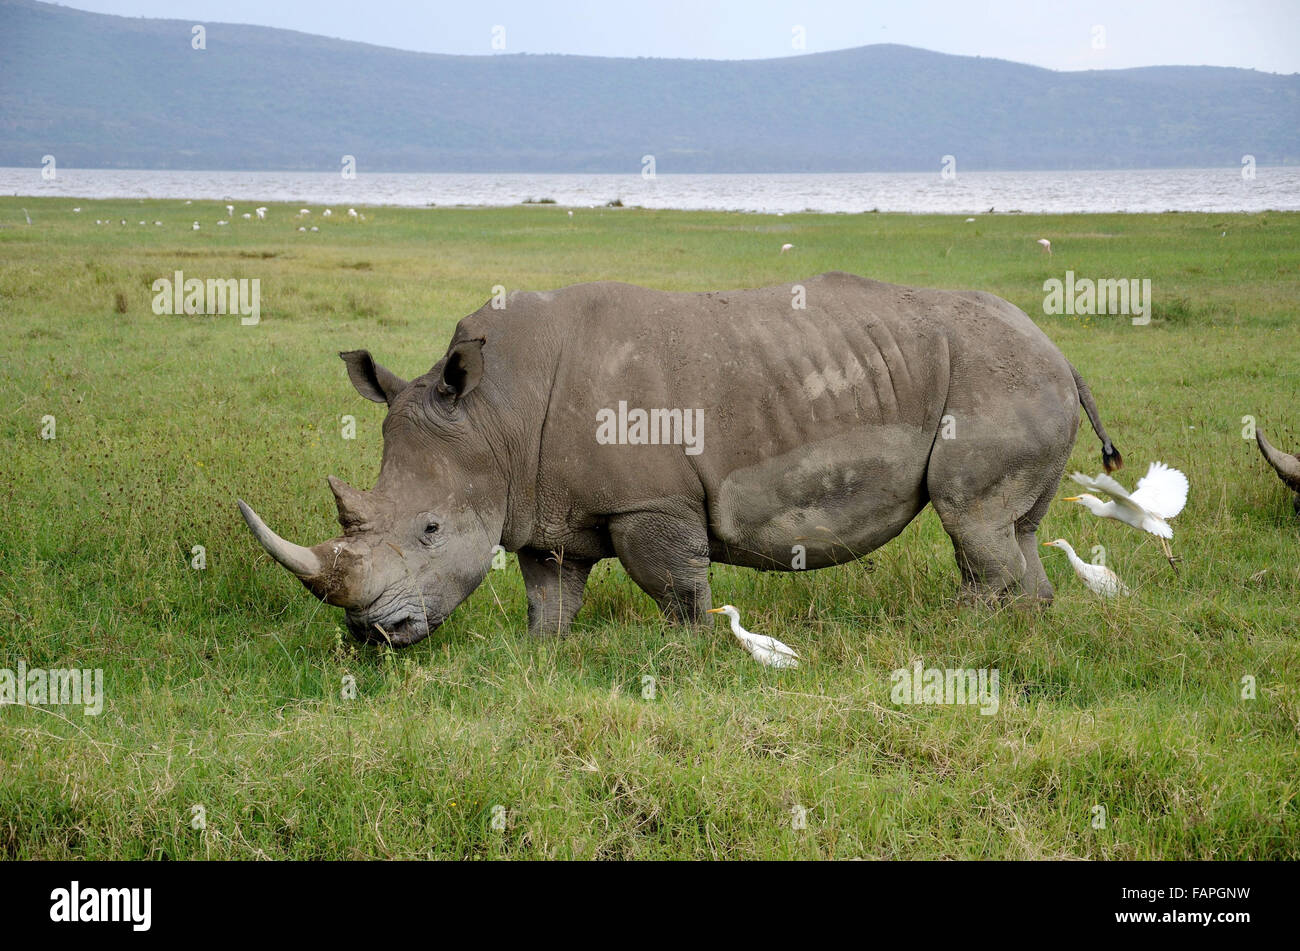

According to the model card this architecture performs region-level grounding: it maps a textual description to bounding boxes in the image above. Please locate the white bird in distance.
[1065,462,1189,571]
[707,605,800,669]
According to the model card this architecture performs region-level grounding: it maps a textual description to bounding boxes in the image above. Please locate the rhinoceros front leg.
[609,510,713,625]
[517,547,594,637]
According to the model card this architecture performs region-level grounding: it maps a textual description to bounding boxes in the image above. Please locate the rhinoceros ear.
[435,337,485,403]
[340,349,409,404]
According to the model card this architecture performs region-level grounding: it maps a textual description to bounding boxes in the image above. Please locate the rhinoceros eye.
[423,520,440,537]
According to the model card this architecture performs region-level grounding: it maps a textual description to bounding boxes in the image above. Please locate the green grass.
[1,198,1298,859]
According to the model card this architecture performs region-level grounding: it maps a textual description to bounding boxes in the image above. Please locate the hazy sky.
[59,0,1300,73]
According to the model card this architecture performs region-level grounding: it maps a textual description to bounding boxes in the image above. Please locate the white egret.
[322,208,332,217]
[707,605,800,669]
[73,207,81,213]
[225,204,234,216]
[217,220,228,226]
[1065,462,1188,570]
[1037,238,1052,255]
[299,208,310,216]
[310,225,319,232]
[256,207,267,220]
[347,208,357,218]
[780,243,794,254]
[1042,539,1129,597]
[192,221,200,231]
[964,217,975,222]
[242,212,252,219]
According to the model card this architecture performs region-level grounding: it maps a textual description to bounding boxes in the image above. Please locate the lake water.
[4,167,1297,214]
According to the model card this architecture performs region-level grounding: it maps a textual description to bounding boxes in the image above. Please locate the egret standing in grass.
[1037,238,1052,255]
[1042,539,1130,596]
[1065,462,1189,571]
[707,605,800,669]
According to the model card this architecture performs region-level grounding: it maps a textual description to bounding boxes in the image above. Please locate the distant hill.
[2,0,1297,172]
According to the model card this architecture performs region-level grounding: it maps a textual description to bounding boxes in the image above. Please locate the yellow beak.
[1062,496,1082,502]
[706,607,724,614]
[1041,541,1056,547]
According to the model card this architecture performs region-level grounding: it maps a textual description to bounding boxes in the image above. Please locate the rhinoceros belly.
[707,423,932,569]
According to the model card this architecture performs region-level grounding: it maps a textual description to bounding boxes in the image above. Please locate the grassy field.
[1,197,1297,859]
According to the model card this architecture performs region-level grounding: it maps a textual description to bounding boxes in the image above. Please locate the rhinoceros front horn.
[1256,429,1300,493]
[237,499,324,579]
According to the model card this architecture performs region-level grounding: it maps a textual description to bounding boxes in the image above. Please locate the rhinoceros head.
[239,340,504,646]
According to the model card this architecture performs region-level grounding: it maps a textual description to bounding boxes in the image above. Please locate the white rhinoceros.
[240,272,1122,645]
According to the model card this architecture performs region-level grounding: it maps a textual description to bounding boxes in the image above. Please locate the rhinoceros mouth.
[346,611,435,647]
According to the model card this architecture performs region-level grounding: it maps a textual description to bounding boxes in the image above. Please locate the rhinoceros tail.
[1069,362,1122,473]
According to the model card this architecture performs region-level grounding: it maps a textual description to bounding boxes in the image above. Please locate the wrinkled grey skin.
[240,272,1122,646]
[1256,428,1300,514]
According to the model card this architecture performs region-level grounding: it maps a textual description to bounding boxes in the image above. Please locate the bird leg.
[1159,537,1181,575]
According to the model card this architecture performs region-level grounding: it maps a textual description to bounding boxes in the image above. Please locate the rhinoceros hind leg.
[1015,531,1054,603]
[931,503,1030,604]
[517,547,594,637]
[1014,485,1057,603]
[609,510,713,625]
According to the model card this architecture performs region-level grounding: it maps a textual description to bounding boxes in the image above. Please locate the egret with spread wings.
[1063,462,1189,571]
